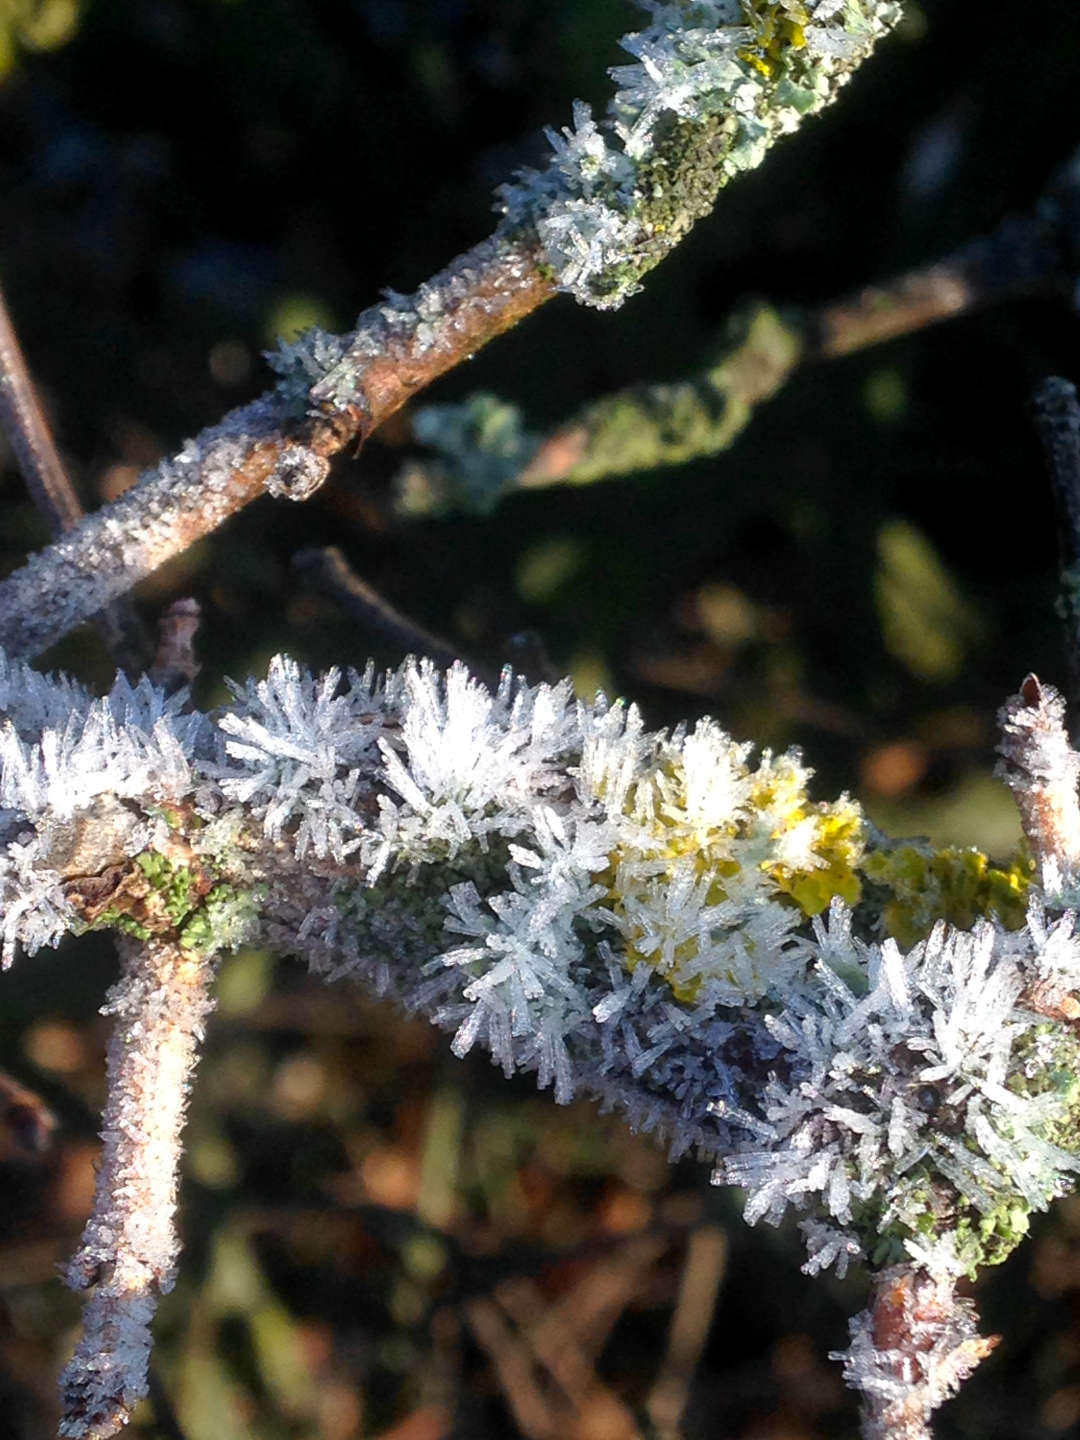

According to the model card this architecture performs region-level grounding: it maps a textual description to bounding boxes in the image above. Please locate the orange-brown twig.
[0,236,553,662]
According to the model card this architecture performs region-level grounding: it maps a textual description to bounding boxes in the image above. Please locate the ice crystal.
[714,901,1080,1276]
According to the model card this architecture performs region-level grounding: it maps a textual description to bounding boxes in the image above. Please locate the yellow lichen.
[590,733,867,1002]
[737,1,810,80]
[863,844,1033,950]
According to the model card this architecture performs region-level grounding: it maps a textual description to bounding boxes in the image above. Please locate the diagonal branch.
[403,156,1080,511]
[0,2,903,661]
[0,236,552,662]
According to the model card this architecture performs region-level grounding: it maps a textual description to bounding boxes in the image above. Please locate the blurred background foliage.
[3,1,1080,1437]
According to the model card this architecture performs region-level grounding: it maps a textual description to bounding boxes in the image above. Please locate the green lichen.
[88,906,152,942]
[1009,1025,1080,1153]
[134,849,204,929]
[868,1167,1033,1280]
[179,882,267,956]
[562,305,802,485]
[587,3,899,307]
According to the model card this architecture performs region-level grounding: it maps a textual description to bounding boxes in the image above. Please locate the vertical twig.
[997,673,1080,898]
[0,276,150,670]
[836,1265,998,1440]
[646,1226,727,1438]
[0,279,84,533]
[1032,377,1080,727]
[148,597,202,694]
[59,937,217,1439]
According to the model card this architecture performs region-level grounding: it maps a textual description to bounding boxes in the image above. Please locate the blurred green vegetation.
[3,1,1080,1436]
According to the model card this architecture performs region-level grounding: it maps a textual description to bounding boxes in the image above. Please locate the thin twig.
[463,1293,561,1440]
[292,546,487,681]
[1032,377,1080,725]
[0,279,83,533]
[148,597,202,694]
[645,1226,727,1439]
[0,277,150,671]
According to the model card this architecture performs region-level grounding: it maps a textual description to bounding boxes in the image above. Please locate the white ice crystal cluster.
[715,900,1080,1278]
[498,0,903,307]
[3,649,1080,1287]
[0,651,204,965]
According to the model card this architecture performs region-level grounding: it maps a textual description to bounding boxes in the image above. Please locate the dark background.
[2,2,1080,1437]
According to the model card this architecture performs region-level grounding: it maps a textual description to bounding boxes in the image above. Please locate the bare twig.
[292,546,488,681]
[0,279,83,533]
[1032,377,1080,724]
[646,1226,727,1438]
[59,937,217,1439]
[463,1293,561,1440]
[500,1233,668,1405]
[148,597,202,694]
[0,1067,57,1158]
[0,236,554,662]
[0,277,149,670]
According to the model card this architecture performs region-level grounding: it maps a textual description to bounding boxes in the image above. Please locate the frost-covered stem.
[1032,378,1080,726]
[59,936,217,1439]
[836,1265,998,1440]
[0,235,553,661]
[997,674,1080,897]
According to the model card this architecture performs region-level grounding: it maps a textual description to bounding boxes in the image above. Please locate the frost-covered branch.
[0,236,553,662]
[2,649,1080,1435]
[0,1,901,660]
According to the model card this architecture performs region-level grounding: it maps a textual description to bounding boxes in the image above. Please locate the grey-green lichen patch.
[498,1,903,309]
[265,326,355,413]
[397,304,802,509]
[399,394,541,518]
